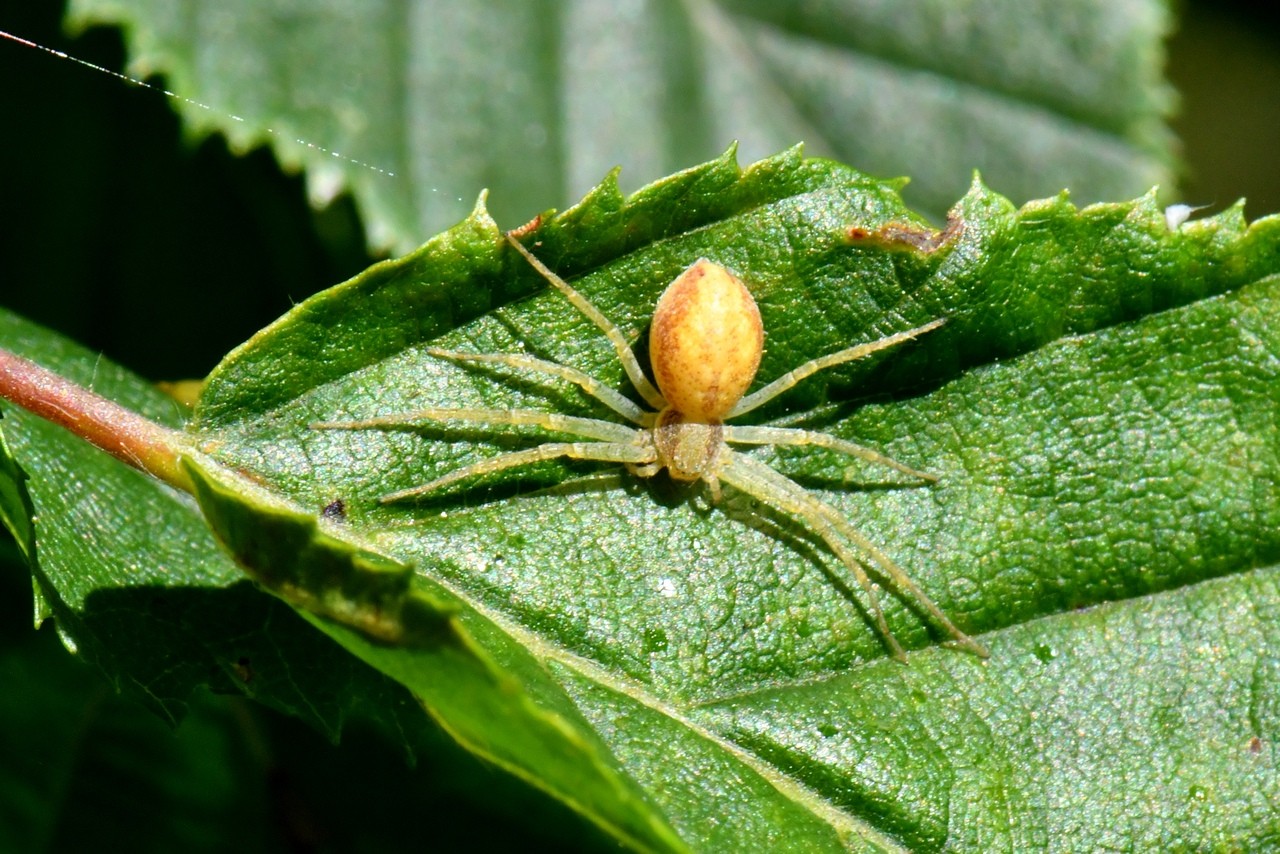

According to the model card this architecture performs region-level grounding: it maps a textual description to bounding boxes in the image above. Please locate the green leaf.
[0,417,35,567]
[181,148,1280,848]
[0,311,623,850]
[180,456,688,851]
[0,576,621,852]
[0,309,484,752]
[66,0,1175,252]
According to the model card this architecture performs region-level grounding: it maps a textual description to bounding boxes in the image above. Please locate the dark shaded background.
[0,1,1276,850]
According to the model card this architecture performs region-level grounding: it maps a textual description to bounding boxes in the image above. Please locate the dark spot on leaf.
[642,625,668,653]
[322,498,346,521]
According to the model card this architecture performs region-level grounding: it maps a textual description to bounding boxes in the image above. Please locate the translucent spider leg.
[718,451,988,659]
[812,493,989,658]
[505,233,667,410]
[718,452,903,659]
[313,408,637,442]
[729,318,946,419]
[380,440,656,503]
[724,424,936,481]
[424,348,649,425]
[313,407,650,501]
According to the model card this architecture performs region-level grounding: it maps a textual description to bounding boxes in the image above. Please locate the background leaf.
[62,0,1175,253]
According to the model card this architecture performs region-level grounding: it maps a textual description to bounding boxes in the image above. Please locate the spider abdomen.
[650,260,764,422]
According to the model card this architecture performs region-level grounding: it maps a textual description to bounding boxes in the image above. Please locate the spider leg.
[723,424,936,481]
[728,318,946,419]
[381,440,657,503]
[717,454,903,660]
[426,348,649,425]
[505,233,667,411]
[313,408,640,443]
[718,452,988,660]
[816,496,989,658]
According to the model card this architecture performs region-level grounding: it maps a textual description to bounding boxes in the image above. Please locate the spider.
[315,233,988,661]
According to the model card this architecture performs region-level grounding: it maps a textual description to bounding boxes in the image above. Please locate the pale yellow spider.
[317,233,988,661]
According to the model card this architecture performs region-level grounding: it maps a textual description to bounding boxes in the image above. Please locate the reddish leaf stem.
[0,347,194,492]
